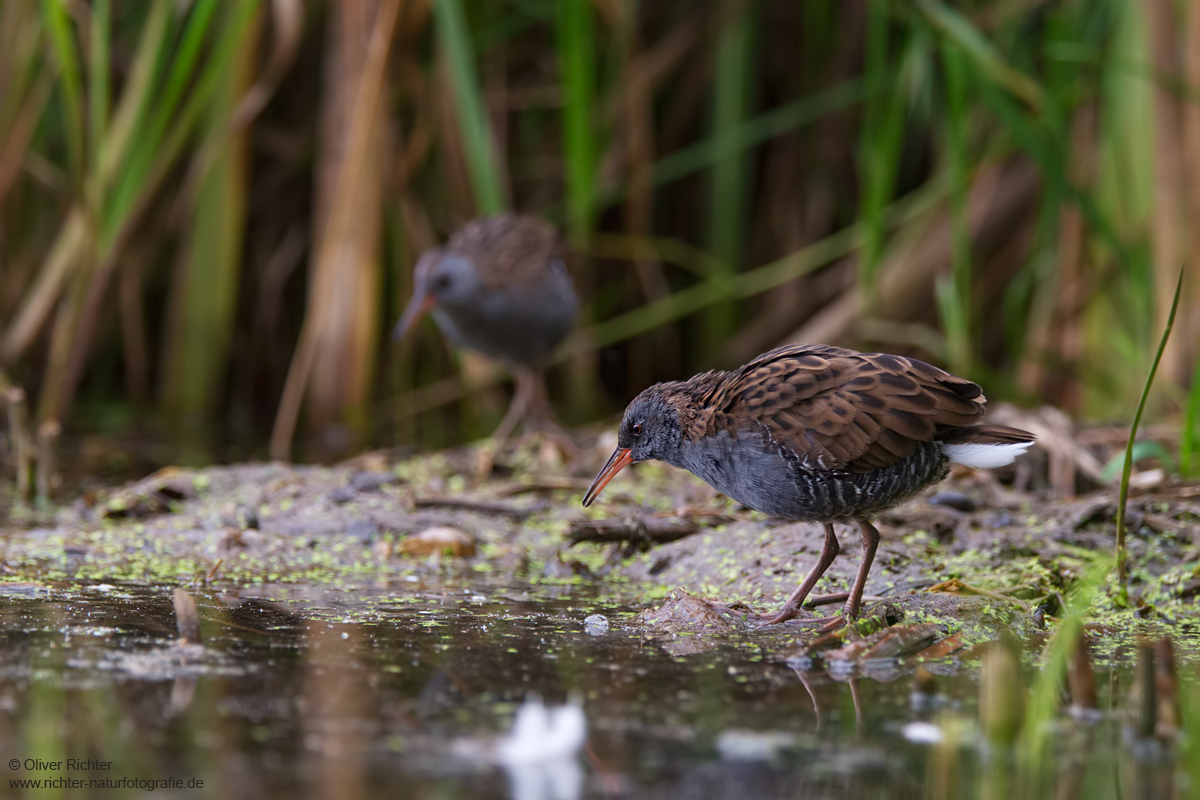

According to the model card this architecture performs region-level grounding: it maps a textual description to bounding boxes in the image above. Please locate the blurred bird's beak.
[582,447,633,507]
[393,290,437,341]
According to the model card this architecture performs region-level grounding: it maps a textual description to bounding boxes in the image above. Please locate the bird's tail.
[937,425,1036,469]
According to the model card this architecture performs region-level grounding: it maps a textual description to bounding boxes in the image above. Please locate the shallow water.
[0,578,1187,799]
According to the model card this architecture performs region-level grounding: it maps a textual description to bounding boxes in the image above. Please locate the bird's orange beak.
[393,290,437,341]
[582,447,633,507]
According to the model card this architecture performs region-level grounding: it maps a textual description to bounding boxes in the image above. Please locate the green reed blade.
[705,0,754,348]
[1116,265,1184,592]
[587,179,948,349]
[858,5,909,307]
[161,4,256,457]
[106,0,257,252]
[657,80,865,196]
[87,0,109,178]
[40,0,85,181]
[556,0,596,245]
[434,0,505,215]
[938,37,972,375]
[1182,352,1200,478]
[1018,553,1112,780]
[918,0,1044,110]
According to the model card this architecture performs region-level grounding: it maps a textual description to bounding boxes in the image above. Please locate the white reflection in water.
[498,696,586,800]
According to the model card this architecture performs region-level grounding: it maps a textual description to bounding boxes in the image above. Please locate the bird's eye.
[631,423,643,437]
[432,274,452,291]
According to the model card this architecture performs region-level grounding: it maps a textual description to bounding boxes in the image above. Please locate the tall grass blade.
[918,0,1043,110]
[978,76,1130,267]
[705,0,753,348]
[1017,553,1112,783]
[161,4,258,458]
[655,80,864,191]
[68,3,255,425]
[87,0,109,179]
[858,5,907,307]
[1182,352,1200,478]
[1115,265,1184,591]
[936,37,972,376]
[434,0,505,215]
[0,8,49,210]
[96,0,175,225]
[107,0,249,250]
[589,181,948,349]
[556,0,596,246]
[40,0,85,182]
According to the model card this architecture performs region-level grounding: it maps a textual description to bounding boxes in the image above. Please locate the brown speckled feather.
[443,214,564,287]
[688,344,987,474]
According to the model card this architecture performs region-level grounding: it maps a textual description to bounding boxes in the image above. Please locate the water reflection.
[0,580,1186,799]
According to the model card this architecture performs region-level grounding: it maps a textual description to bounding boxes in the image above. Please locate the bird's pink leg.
[760,523,841,625]
[817,518,880,633]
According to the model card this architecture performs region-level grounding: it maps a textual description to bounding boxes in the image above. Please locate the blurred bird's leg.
[476,368,575,475]
[473,371,533,476]
[490,368,533,446]
[518,367,577,461]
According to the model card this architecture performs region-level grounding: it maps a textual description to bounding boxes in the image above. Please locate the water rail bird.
[583,344,1035,628]
[395,214,577,449]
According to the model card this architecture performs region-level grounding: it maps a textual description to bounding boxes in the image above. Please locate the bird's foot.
[474,421,578,478]
[755,604,846,628]
[522,417,578,465]
[756,590,867,627]
[473,442,500,478]
[758,613,840,629]
[692,599,758,621]
[471,434,574,479]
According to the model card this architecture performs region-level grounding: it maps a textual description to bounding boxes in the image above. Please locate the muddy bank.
[2,437,1198,660]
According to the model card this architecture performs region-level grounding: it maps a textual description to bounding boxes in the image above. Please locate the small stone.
[929,491,976,513]
[349,471,397,493]
[232,504,259,529]
[397,527,475,557]
[583,614,609,635]
[344,519,378,543]
[218,502,259,529]
[328,486,357,504]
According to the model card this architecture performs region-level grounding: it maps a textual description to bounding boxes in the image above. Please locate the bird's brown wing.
[697,344,986,473]
[445,214,564,287]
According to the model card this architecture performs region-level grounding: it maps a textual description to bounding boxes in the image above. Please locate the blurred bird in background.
[394,215,578,459]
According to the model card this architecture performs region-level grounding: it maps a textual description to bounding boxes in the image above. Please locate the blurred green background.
[0,0,1197,471]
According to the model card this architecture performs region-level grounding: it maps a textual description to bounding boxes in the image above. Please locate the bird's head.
[392,249,482,340]
[582,386,685,507]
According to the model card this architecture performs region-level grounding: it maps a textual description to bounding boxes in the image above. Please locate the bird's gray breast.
[674,430,949,522]
[674,429,811,519]
[433,261,577,366]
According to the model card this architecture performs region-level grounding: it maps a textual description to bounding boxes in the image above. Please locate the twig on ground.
[414,496,548,518]
[568,516,698,547]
